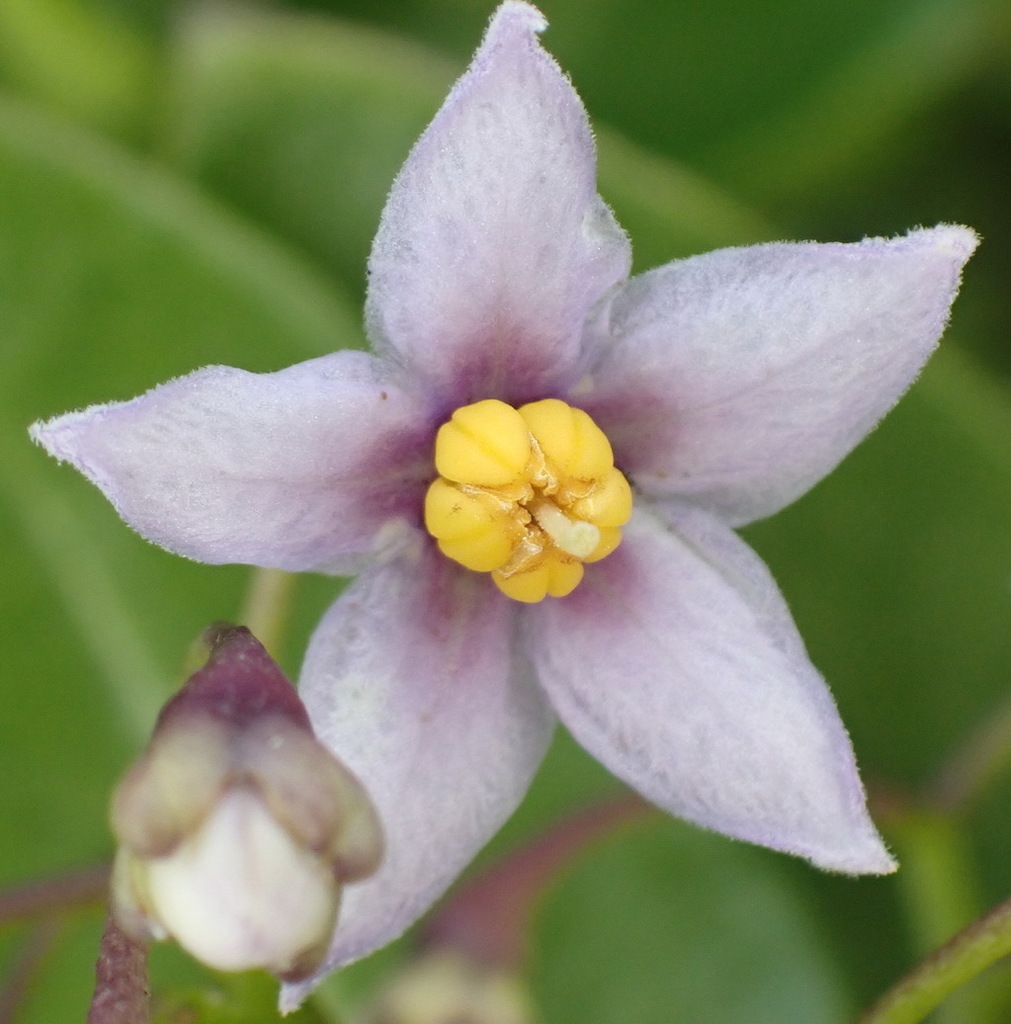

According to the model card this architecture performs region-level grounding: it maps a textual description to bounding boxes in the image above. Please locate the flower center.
[423,398,632,603]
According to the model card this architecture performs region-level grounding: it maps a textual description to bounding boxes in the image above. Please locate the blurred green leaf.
[162,6,773,293]
[0,0,157,137]
[7,911,105,1024]
[709,0,989,204]
[0,94,363,1016]
[746,344,1011,785]
[152,969,330,1024]
[0,88,363,721]
[306,0,989,187]
[532,816,852,1024]
[163,7,452,292]
[596,132,775,267]
[0,92,359,405]
[0,85,362,767]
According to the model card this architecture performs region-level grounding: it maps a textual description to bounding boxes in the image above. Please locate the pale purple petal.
[282,546,554,1007]
[365,0,631,408]
[579,225,977,527]
[30,352,434,574]
[527,505,895,874]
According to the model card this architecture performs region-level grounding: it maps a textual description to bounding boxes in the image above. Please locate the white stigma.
[532,501,600,558]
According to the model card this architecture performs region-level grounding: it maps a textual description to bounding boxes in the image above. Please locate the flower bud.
[357,950,535,1024]
[109,625,383,981]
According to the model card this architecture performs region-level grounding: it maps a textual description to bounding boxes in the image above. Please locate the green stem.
[855,893,1011,1024]
[890,813,980,957]
[239,567,296,658]
[886,811,987,1024]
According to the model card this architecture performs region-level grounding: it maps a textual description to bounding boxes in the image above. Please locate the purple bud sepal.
[159,623,314,732]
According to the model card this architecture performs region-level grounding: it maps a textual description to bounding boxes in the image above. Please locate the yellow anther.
[424,398,632,602]
[519,399,614,482]
[584,525,623,563]
[569,467,632,528]
[494,555,584,603]
[434,400,531,487]
[423,479,518,572]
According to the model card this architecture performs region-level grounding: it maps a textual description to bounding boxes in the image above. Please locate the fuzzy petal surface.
[283,547,554,1007]
[527,505,895,874]
[30,351,434,574]
[580,225,977,526]
[365,1,630,408]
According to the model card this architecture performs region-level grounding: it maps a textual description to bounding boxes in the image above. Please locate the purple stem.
[0,918,63,1024]
[0,863,110,926]
[87,914,149,1024]
[421,792,653,968]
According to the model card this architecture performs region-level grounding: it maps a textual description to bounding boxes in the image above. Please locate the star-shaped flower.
[32,0,975,1002]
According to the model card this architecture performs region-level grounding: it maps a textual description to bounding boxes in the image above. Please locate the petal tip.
[908,223,980,262]
[28,411,80,465]
[925,223,979,260]
[29,404,116,482]
[27,418,48,449]
[486,0,548,40]
[473,2,550,80]
[278,982,307,1015]
[806,833,898,877]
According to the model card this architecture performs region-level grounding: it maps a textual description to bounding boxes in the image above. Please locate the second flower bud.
[109,626,383,981]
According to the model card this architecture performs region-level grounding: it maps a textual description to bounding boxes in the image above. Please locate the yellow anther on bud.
[424,398,632,602]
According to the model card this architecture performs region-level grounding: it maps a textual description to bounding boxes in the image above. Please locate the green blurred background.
[1,0,1010,1021]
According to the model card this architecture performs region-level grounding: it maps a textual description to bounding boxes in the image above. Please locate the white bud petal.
[144,787,338,976]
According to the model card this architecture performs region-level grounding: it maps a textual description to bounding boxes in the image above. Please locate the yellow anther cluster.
[424,398,632,603]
